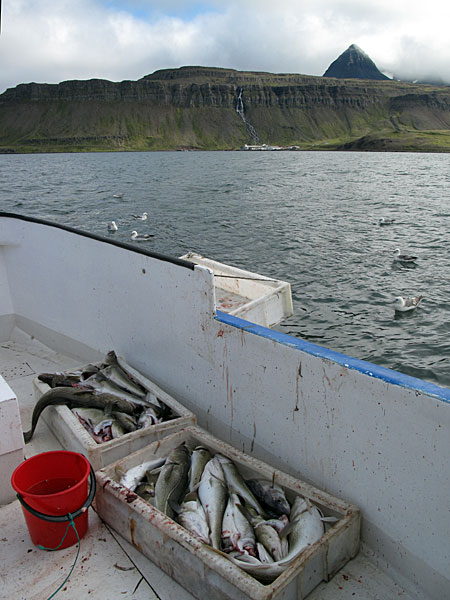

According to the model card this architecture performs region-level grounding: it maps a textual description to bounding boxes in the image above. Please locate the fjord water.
[2,151,449,387]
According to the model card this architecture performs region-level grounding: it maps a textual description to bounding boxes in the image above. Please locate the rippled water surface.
[2,150,450,387]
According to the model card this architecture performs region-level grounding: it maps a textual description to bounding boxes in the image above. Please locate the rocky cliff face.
[0,67,449,152]
[0,67,400,107]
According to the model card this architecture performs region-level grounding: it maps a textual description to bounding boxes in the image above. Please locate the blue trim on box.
[215,310,450,404]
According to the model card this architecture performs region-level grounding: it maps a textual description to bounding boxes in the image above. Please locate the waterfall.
[236,87,261,144]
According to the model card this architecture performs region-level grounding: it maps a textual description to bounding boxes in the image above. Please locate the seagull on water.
[393,248,417,263]
[107,220,118,232]
[379,217,395,225]
[131,230,154,240]
[132,212,148,221]
[113,193,124,198]
[393,295,423,312]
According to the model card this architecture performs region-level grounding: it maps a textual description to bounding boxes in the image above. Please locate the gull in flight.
[393,248,417,263]
[393,295,423,312]
[132,212,148,221]
[107,221,118,232]
[131,230,154,240]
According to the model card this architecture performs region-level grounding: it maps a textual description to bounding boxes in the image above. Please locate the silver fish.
[229,496,324,581]
[198,456,228,550]
[215,454,264,516]
[72,407,105,440]
[154,444,191,519]
[256,542,274,564]
[79,372,147,406]
[100,364,147,398]
[103,351,158,394]
[283,496,324,562]
[93,418,125,440]
[264,514,289,534]
[119,457,166,492]
[222,493,256,556]
[112,353,164,397]
[72,407,104,426]
[189,446,212,492]
[177,490,210,544]
[137,406,162,428]
[245,508,284,561]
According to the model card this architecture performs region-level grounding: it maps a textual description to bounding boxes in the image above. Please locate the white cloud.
[1,0,450,93]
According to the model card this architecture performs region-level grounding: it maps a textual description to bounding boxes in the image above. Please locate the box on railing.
[95,426,360,600]
[32,369,196,471]
[180,252,293,328]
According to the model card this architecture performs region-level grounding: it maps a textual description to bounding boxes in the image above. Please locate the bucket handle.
[16,465,96,523]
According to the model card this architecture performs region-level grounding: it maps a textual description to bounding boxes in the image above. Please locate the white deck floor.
[0,329,418,600]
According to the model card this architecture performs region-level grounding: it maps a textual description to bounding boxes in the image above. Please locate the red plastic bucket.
[11,451,94,550]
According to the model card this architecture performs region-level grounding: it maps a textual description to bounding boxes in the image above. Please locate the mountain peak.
[323,44,390,81]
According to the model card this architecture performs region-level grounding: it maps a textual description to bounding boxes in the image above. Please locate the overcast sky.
[1,0,450,93]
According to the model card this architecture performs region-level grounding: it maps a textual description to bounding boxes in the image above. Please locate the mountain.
[1,66,450,153]
[323,44,390,81]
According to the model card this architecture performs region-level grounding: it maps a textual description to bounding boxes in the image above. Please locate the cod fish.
[177,490,210,544]
[112,411,138,433]
[23,387,136,443]
[230,495,325,581]
[198,456,228,550]
[100,364,147,399]
[189,446,212,492]
[79,372,149,407]
[119,457,167,492]
[222,493,256,556]
[153,444,191,519]
[282,496,324,562]
[246,479,291,516]
[245,507,285,561]
[137,406,162,428]
[215,454,264,516]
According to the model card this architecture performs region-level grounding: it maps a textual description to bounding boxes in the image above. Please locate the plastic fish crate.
[32,375,196,472]
[180,252,293,328]
[95,426,360,600]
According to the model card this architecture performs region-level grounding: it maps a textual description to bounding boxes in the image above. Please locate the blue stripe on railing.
[215,310,450,404]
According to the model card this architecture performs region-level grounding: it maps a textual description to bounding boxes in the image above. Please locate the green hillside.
[0,67,450,153]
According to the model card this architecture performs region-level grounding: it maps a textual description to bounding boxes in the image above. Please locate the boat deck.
[1,329,417,600]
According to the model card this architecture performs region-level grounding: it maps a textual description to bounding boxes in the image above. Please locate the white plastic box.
[95,426,360,600]
[180,252,293,328]
[0,375,24,505]
[32,373,196,471]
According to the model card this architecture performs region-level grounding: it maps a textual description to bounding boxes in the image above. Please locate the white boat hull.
[0,213,449,599]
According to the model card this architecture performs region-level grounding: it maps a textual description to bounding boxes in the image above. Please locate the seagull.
[393,295,423,312]
[379,217,395,225]
[112,193,124,198]
[131,230,154,240]
[132,212,148,221]
[107,220,118,232]
[393,248,417,263]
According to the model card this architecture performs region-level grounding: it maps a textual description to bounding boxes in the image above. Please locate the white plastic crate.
[95,426,360,600]
[32,371,196,471]
[180,252,293,328]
